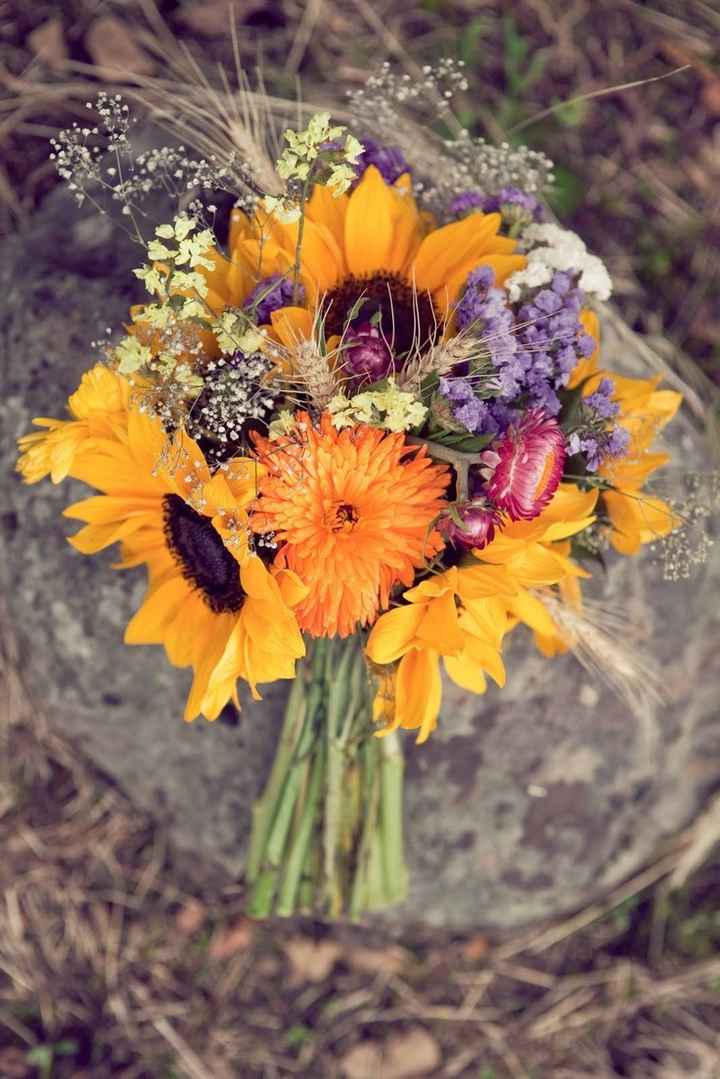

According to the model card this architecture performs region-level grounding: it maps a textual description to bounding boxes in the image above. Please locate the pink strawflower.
[485,410,566,521]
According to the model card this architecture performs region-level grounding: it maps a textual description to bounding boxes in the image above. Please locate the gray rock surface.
[2,188,719,930]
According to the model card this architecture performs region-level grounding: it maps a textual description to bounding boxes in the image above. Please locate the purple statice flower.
[480,185,543,226]
[456,266,495,329]
[567,379,630,471]
[567,431,603,472]
[353,140,410,186]
[504,270,597,415]
[244,273,302,324]
[448,190,485,218]
[606,426,630,457]
[585,378,620,420]
[456,267,519,374]
[437,376,515,437]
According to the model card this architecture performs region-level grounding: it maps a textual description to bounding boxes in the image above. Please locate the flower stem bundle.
[246,637,407,919]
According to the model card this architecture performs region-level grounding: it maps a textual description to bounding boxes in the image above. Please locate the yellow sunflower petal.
[412,212,502,293]
[124,576,188,644]
[344,165,397,276]
[394,647,442,744]
[366,603,425,664]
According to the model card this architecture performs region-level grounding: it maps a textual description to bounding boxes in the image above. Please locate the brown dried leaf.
[701,80,720,117]
[85,16,155,79]
[341,1042,383,1079]
[341,1027,441,1079]
[178,1,252,36]
[208,917,254,959]
[346,944,411,976]
[283,936,341,985]
[175,898,206,935]
[28,18,68,70]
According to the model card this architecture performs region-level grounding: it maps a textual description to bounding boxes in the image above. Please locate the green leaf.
[53,1040,79,1057]
[547,166,584,217]
[551,95,590,128]
[26,1046,53,1079]
[345,296,368,324]
[558,383,589,430]
[431,430,493,453]
[286,1024,313,1048]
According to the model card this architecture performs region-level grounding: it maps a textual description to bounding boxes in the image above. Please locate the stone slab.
[2,187,719,929]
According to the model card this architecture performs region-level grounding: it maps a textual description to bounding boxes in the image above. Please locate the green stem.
[349,737,380,920]
[291,177,311,304]
[275,744,325,916]
[379,731,408,904]
[246,673,307,883]
[323,639,357,916]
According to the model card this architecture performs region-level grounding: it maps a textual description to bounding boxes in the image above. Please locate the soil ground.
[1,2,720,1076]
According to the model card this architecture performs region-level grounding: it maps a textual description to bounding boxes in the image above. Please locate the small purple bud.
[439,504,499,550]
[344,321,393,382]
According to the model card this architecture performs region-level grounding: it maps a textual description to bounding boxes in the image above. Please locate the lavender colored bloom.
[527,378,561,416]
[353,140,410,186]
[456,266,495,329]
[438,376,474,404]
[480,185,543,226]
[455,397,488,433]
[485,270,599,414]
[585,378,620,420]
[244,273,301,324]
[448,190,485,218]
[437,377,515,437]
[567,376,630,471]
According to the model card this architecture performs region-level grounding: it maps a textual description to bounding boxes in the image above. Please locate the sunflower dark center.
[324,272,440,357]
[163,494,245,614]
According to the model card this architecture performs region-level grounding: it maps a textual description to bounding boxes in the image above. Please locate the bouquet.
[17,66,686,919]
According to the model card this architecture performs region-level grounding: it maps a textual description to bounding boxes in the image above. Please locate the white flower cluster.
[327,379,427,433]
[506,223,613,302]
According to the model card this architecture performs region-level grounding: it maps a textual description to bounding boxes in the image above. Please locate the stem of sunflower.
[245,635,409,919]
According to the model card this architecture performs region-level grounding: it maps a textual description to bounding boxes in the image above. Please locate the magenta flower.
[485,410,566,521]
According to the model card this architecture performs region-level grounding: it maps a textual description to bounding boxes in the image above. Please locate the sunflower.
[227,166,526,354]
[17,364,131,485]
[367,483,598,741]
[251,412,450,638]
[569,314,682,555]
[62,405,306,720]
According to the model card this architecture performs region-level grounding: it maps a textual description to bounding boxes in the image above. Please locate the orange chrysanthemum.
[252,414,450,638]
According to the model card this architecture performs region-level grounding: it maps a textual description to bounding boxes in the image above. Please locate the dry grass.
[2,598,720,1077]
[2,2,720,1076]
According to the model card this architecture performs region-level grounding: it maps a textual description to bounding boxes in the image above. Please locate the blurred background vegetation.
[1,1,720,1076]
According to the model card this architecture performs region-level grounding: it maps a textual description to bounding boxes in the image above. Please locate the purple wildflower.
[437,376,515,437]
[585,378,620,420]
[353,140,410,186]
[244,273,301,324]
[448,190,485,218]
[480,185,543,226]
[567,378,630,471]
